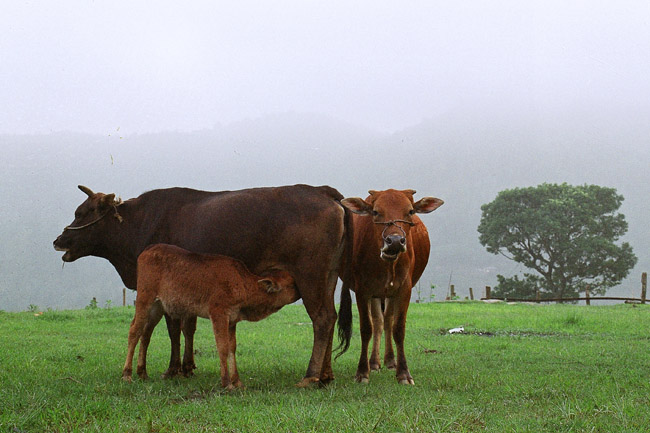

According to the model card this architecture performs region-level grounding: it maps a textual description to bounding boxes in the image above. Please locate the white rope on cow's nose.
[375,219,413,241]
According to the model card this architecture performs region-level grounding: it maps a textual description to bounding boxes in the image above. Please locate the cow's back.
[164,185,346,279]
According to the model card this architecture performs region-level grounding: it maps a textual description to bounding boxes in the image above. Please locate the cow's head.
[342,189,443,261]
[53,185,122,262]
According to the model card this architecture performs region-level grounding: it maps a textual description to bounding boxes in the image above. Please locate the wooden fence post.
[123,288,126,307]
[642,273,647,305]
[450,285,456,299]
[469,287,474,301]
[585,285,591,306]
[485,286,491,300]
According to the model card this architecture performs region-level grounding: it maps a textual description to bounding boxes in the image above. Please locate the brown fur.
[122,244,299,389]
[54,184,346,386]
[340,189,443,385]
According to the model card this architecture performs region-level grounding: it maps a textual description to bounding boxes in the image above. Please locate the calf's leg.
[136,302,164,380]
[228,323,242,388]
[123,297,157,381]
[209,312,234,390]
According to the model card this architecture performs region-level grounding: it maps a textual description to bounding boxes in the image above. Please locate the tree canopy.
[478,183,637,299]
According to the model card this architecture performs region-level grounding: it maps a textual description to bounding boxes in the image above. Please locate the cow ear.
[100,193,116,208]
[258,278,281,293]
[341,197,373,215]
[413,197,444,214]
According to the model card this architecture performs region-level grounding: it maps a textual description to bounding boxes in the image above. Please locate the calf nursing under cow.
[122,244,299,389]
[54,184,346,387]
[55,184,443,388]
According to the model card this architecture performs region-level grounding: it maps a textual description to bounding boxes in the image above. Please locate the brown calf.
[122,244,299,389]
[339,189,443,385]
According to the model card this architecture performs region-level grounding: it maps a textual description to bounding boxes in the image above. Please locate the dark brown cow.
[54,184,346,387]
[123,244,299,389]
[337,189,443,385]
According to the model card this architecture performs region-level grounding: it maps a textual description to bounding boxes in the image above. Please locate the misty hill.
[1,109,648,311]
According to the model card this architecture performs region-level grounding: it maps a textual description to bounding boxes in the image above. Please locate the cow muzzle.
[381,234,406,261]
[53,236,75,262]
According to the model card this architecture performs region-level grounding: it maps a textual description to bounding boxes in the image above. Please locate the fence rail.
[480,296,646,304]
[471,272,648,305]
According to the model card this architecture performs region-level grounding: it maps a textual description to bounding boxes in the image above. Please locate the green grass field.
[1,302,649,432]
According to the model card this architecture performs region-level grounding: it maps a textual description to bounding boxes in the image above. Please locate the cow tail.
[335,284,352,359]
[335,204,354,359]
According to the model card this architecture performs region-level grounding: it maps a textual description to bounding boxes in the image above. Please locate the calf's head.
[258,270,299,304]
[53,185,122,262]
[342,189,443,261]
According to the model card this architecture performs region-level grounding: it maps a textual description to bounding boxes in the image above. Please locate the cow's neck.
[97,202,147,289]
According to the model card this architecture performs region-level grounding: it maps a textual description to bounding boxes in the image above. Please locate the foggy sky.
[2,2,650,311]
[2,1,649,135]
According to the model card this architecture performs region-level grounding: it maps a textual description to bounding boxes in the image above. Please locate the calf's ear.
[414,197,444,214]
[341,197,373,215]
[258,278,281,293]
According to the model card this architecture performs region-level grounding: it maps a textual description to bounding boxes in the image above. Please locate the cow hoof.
[182,363,197,377]
[122,375,132,383]
[295,377,320,388]
[385,360,397,370]
[370,363,381,372]
[355,376,369,384]
[398,378,415,385]
[161,368,181,379]
[319,373,335,386]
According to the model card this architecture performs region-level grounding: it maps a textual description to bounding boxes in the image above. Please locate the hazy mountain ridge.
[1,109,648,311]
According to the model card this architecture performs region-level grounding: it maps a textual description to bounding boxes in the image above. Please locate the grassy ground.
[1,301,649,432]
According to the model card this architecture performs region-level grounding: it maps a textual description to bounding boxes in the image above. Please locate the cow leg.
[295,275,338,388]
[228,323,243,388]
[209,311,234,390]
[162,314,183,378]
[369,297,384,372]
[392,289,414,385]
[136,301,164,380]
[181,316,197,377]
[383,298,397,370]
[354,293,373,383]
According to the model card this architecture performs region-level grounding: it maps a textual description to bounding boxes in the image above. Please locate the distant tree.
[478,183,637,299]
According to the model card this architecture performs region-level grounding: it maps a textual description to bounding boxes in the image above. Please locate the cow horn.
[78,185,95,197]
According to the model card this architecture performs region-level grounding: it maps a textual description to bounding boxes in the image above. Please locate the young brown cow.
[122,244,299,389]
[339,189,443,385]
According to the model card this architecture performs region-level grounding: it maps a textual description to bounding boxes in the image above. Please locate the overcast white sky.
[2,1,649,135]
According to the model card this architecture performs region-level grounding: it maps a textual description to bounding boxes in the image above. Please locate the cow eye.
[372,210,379,217]
[408,209,415,215]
